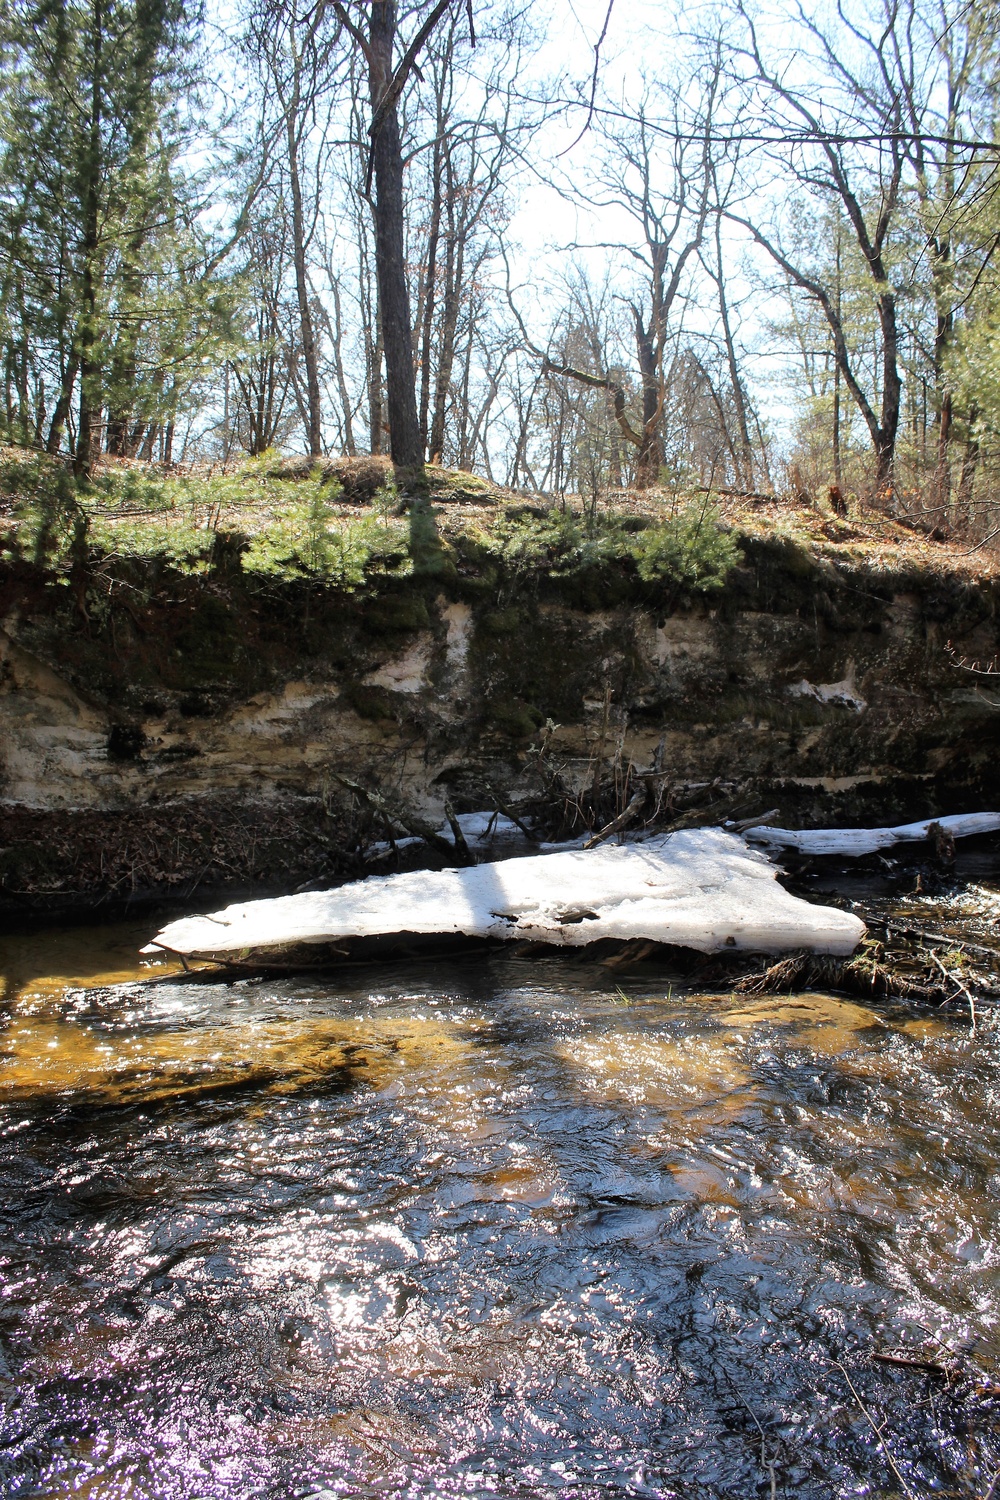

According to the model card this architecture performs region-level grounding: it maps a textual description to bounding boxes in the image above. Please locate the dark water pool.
[1,922,999,1497]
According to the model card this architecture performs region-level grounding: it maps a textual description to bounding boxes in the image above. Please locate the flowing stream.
[2,901,1000,1498]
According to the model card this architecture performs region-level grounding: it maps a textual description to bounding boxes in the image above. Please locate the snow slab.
[745,811,1000,857]
[142,828,865,960]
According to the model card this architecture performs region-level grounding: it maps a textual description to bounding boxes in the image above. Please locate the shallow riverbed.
[1,915,999,1498]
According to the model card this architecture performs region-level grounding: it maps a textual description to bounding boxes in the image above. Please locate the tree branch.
[330,1,373,64]
[724,208,882,449]
[541,356,643,447]
[558,0,616,157]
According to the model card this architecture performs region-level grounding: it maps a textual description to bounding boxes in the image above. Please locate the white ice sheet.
[142,828,865,960]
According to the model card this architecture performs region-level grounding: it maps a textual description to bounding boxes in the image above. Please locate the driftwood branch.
[731,809,780,833]
[929,950,977,1033]
[443,799,474,863]
[484,786,540,842]
[334,775,469,862]
[583,788,647,849]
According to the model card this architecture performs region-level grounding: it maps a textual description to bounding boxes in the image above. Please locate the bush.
[473,500,739,593]
[0,448,739,597]
[478,508,623,574]
[633,505,741,591]
[0,452,89,571]
[245,481,409,588]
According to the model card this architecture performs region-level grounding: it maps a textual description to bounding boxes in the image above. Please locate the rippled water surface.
[2,920,1000,1498]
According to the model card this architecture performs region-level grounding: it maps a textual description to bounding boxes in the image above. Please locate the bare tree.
[229,214,295,454]
[699,214,755,488]
[534,73,719,488]
[717,0,926,491]
[245,0,342,456]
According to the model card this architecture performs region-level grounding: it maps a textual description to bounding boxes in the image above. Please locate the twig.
[945,640,1000,677]
[333,775,461,860]
[557,0,616,156]
[929,950,978,1033]
[871,918,1000,963]
[832,1359,918,1500]
[872,1351,950,1376]
[726,1379,777,1500]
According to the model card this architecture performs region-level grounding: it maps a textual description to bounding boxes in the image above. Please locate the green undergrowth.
[455,503,740,599]
[0,447,739,598]
[0,450,410,590]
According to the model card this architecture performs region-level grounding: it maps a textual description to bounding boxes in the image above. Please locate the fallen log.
[745,812,1000,857]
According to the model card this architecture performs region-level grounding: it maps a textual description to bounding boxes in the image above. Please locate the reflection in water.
[1,922,999,1497]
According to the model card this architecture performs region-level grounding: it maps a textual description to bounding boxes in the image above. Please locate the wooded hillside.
[2,0,999,543]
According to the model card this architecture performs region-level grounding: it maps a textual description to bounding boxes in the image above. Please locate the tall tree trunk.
[456,320,477,469]
[875,290,901,492]
[75,0,104,479]
[105,221,149,455]
[632,311,664,488]
[934,270,954,506]
[47,354,79,453]
[936,387,953,507]
[418,132,443,451]
[287,107,324,456]
[34,374,47,446]
[832,226,842,487]
[957,405,979,517]
[367,314,384,454]
[428,217,462,463]
[329,280,356,455]
[714,221,753,487]
[368,1,424,486]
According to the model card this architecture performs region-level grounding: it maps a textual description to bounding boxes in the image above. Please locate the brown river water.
[1,902,999,1498]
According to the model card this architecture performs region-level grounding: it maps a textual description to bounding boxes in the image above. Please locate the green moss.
[485,697,544,738]
[545,566,634,611]
[170,595,243,680]
[360,592,431,636]
[427,467,496,503]
[341,682,398,721]
[479,606,525,636]
[468,603,645,729]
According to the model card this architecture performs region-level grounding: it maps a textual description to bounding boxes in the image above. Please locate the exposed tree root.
[736,949,940,1002]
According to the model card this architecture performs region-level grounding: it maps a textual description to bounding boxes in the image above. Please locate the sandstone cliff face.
[1,533,998,911]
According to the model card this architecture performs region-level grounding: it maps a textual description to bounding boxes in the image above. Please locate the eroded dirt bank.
[2,525,999,918]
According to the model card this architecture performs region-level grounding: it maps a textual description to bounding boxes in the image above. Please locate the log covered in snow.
[744,811,1000,857]
[141,828,866,962]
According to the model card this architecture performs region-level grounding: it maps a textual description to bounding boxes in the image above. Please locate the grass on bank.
[0,445,992,601]
[0,447,742,596]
